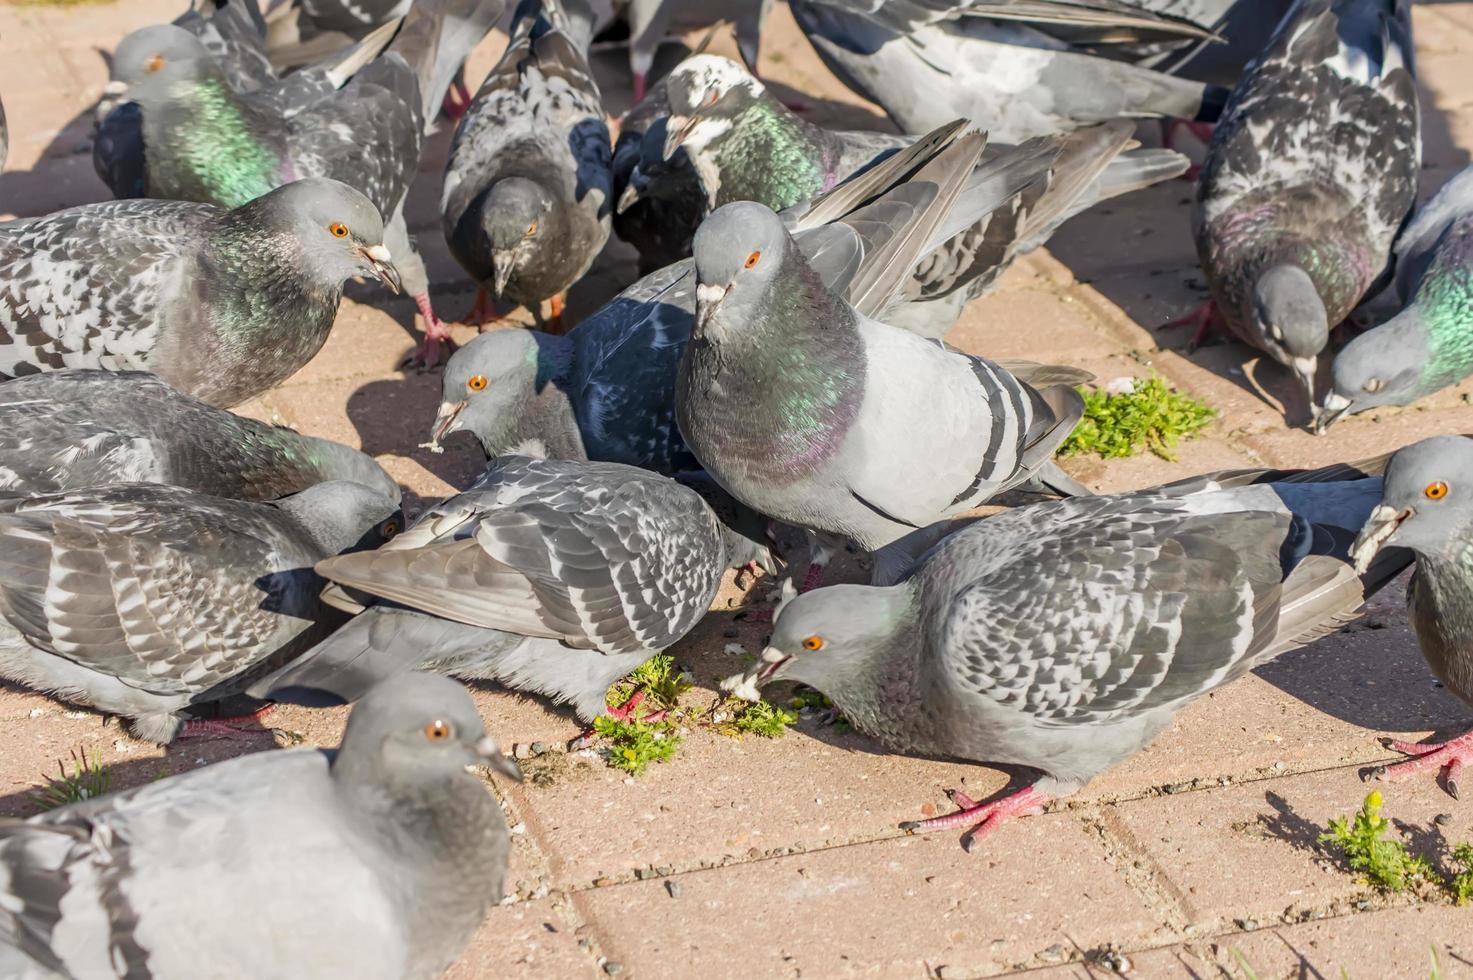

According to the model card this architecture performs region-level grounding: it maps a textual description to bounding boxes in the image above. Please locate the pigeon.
[1349,435,1473,798]
[0,87,8,173]
[101,0,504,368]
[724,454,1413,848]
[442,0,612,345]
[1188,0,1420,425]
[0,480,400,743]
[254,455,776,722]
[0,370,400,502]
[678,194,1089,579]
[1319,166,1473,429]
[0,673,519,980]
[625,0,771,103]
[612,76,707,276]
[0,178,400,408]
[785,0,1226,143]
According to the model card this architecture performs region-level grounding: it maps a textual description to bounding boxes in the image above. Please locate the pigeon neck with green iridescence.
[1410,222,1473,396]
[1408,543,1473,705]
[679,244,865,486]
[698,93,839,212]
[141,73,288,208]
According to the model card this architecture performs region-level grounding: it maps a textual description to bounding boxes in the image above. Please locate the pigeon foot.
[570,690,668,749]
[899,784,1051,851]
[545,294,567,335]
[1158,301,1218,351]
[441,75,473,122]
[1380,729,1473,799]
[404,293,457,370]
[179,704,276,742]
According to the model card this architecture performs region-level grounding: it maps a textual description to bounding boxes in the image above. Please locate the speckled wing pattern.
[0,201,216,378]
[0,485,324,696]
[808,0,1218,39]
[317,456,724,655]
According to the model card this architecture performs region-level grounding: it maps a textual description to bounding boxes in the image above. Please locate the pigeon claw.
[178,704,277,742]
[1378,729,1473,800]
[899,784,1051,852]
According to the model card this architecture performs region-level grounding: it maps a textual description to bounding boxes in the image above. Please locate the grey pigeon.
[625,0,771,102]
[612,75,707,276]
[1350,435,1473,798]
[678,194,1089,578]
[442,0,612,347]
[0,88,8,173]
[255,455,775,722]
[0,673,518,980]
[102,0,503,368]
[785,0,1226,143]
[1190,0,1420,425]
[0,480,400,743]
[0,178,399,407]
[1320,167,1473,429]
[725,455,1412,848]
[0,370,400,502]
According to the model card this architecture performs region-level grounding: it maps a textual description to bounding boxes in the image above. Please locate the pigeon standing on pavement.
[1320,166,1473,428]
[785,0,1226,142]
[442,0,612,343]
[255,455,775,722]
[725,457,1412,848]
[0,480,400,743]
[1350,435,1473,798]
[101,0,504,369]
[0,673,519,980]
[1189,0,1420,425]
[0,179,399,407]
[0,371,400,501]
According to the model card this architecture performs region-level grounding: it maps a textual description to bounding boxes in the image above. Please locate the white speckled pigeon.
[0,178,398,407]
[1350,435,1473,799]
[625,0,771,103]
[1189,0,1420,426]
[0,673,518,980]
[441,0,612,350]
[0,480,400,743]
[1320,167,1473,429]
[0,370,400,502]
[725,455,1413,848]
[101,0,503,368]
[254,455,775,722]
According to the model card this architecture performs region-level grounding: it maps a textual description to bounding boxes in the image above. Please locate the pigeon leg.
[179,704,276,742]
[546,294,567,335]
[899,784,1052,852]
[405,292,457,370]
[632,71,647,105]
[1158,301,1218,351]
[464,288,508,331]
[570,690,667,749]
[1380,729,1473,799]
[441,71,473,121]
[1160,119,1215,179]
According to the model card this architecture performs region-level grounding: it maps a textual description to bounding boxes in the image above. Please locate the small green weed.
[591,716,681,776]
[608,653,691,711]
[1449,842,1473,905]
[1058,375,1215,461]
[1319,790,1435,893]
[32,747,109,811]
[720,699,797,739]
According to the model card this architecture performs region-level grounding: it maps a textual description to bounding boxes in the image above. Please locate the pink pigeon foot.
[179,704,276,741]
[800,561,828,592]
[1380,729,1473,799]
[404,292,456,370]
[632,72,647,106]
[1158,300,1219,352]
[899,784,1052,852]
[441,76,473,121]
[570,690,668,749]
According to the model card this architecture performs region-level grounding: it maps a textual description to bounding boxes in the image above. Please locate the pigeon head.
[1318,314,1429,430]
[1352,436,1473,571]
[432,328,549,454]
[691,201,791,338]
[480,178,553,298]
[335,673,522,785]
[242,179,401,295]
[721,584,915,702]
[663,55,764,160]
[109,24,215,96]
[272,480,403,556]
[1250,264,1328,393]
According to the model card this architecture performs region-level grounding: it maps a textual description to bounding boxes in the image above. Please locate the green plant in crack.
[33,747,110,811]
[1449,842,1473,905]
[1318,790,1435,893]
[591,716,681,776]
[716,698,797,739]
[1058,374,1215,461]
[608,653,691,711]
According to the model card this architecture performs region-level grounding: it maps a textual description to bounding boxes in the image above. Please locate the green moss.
[591,716,681,776]
[1058,375,1215,461]
[723,699,798,739]
[32,747,110,811]
[608,653,691,711]
[1319,790,1435,893]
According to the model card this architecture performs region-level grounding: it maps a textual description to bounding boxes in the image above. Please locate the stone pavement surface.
[2,1,1473,977]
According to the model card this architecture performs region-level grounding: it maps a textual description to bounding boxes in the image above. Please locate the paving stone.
[446,899,599,980]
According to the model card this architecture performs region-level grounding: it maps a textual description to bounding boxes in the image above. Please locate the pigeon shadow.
[343,375,489,509]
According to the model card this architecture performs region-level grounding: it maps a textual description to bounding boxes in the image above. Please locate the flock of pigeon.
[0,0,1469,973]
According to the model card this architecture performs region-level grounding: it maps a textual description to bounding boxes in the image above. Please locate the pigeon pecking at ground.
[0,370,400,502]
[1186,0,1420,427]
[0,673,519,980]
[100,0,503,370]
[1319,166,1473,429]
[784,0,1227,143]
[624,0,771,104]
[0,480,400,743]
[442,0,612,346]
[1350,435,1473,799]
[254,455,775,723]
[725,455,1414,849]
[612,74,707,276]
[0,178,399,407]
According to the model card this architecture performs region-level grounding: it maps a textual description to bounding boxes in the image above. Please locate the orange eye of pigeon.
[1425,481,1450,500]
[380,519,399,538]
[467,375,488,392]
[745,250,761,269]
[423,720,453,742]
[801,635,824,651]
[525,222,537,236]
[144,54,166,73]
[328,223,349,238]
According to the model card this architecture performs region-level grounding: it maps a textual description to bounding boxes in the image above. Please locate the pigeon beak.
[693,282,731,337]
[1313,390,1353,434]
[430,399,467,446]
[1351,504,1412,574]
[719,646,791,703]
[102,79,129,97]
[616,182,642,215]
[359,244,401,295]
[475,736,523,782]
[491,251,515,298]
[663,115,696,160]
